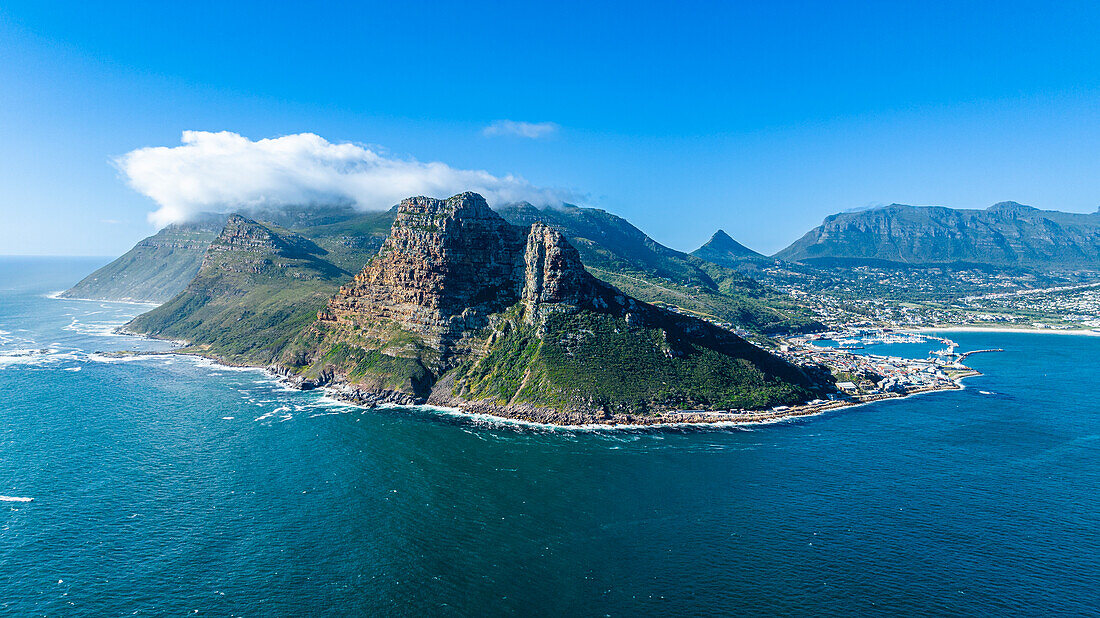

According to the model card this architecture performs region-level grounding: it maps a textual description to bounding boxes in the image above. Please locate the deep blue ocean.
[1,257,1098,616]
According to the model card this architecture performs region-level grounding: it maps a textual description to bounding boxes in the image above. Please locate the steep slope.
[497,202,820,333]
[776,202,1100,270]
[60,214,228,303]
[691,229,766,267]
[126,215,350,363]
[279,193,824,420]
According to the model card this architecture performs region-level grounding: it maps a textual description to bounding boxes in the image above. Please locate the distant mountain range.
[67,202,820,334]
[774,202,1100,270]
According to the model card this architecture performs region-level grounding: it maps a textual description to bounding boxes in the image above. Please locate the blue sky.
[2,1,1100,256]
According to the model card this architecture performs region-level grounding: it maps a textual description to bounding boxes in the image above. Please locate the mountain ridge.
[774,201,1100,269]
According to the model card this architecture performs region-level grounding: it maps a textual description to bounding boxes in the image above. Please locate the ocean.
[1,257,1098,615]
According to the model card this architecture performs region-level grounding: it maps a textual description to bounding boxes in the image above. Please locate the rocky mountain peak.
[523,222,593,308]
[710,229,735,243]
[396,192,496,223]
[692,228,764,263]
[321,193,596,369]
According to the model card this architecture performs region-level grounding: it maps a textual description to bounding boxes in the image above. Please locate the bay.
[1,257,1098,615]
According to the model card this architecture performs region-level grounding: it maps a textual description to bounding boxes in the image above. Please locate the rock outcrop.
[317,193,528,369]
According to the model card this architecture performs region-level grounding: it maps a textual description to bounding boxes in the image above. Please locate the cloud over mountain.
[117,131,572,226]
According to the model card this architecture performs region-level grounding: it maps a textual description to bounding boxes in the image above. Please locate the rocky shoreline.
[304,370,979,428]
[269,353,979,428]
[117,322,981,428]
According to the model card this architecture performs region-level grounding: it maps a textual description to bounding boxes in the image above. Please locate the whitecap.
[61,317,120,337]
[0,496,33,503]
[0,348,83,368]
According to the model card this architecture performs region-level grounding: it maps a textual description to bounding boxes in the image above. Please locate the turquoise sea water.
[1,257,1099,616]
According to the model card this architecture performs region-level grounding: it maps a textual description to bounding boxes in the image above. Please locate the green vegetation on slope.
[291,209,396,273]
[126,216,350,364]
[279,319,439,396]
[452,305,817,414]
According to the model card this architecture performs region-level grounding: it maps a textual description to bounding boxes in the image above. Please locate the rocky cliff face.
[316,193,527,368]
[281,192,823,419]
[522,222,604,315]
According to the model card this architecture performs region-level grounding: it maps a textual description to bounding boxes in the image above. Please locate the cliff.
[278,193,824,420]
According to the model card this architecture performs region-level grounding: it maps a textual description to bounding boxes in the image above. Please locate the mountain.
[60,214,228,303]
[775,202,1100,270]
[276,193,824,422]
[497,202,819,333]
[690,229,766,267]
[125,215,352,362]
[60,207,395,303]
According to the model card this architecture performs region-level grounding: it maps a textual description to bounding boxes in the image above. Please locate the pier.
[958,349,1004,360]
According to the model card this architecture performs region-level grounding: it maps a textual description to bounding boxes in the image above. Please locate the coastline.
[293,366,980,430]
[104,316,981,430]
[46,290,162,307]
[124,335,980,430]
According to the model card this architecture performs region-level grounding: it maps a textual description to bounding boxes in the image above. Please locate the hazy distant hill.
[775,202,1100,270]
[61,207,394,304]
[60,214,228,303]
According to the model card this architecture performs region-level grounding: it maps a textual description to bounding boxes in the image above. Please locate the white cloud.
[116,131,573,226]
[482,120,559,139]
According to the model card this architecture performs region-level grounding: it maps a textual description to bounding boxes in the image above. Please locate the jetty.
[958,349,1004,361]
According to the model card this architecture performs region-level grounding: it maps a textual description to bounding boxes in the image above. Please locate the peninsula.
[123,193,850,424]
[67,192,1002,427]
